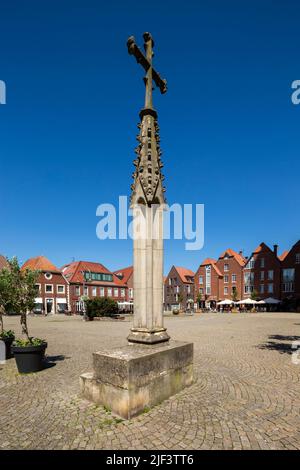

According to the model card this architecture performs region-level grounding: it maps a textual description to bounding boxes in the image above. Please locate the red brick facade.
[62,261,127,314]
[280,240,300,306]
[194,258,222,307]
[164,266,194,310]
[217,249,245,302]
[194,242,300,307]
[22,256,69,314]
[114,266,133,303]
[243,243,281,300]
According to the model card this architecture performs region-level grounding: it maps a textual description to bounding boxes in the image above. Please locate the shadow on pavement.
[257,334,300,355]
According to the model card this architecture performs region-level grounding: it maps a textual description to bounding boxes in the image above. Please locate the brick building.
[114,266,134,303]
[194,258,222,308]
[216,249,246,302]
[62,261,127,314]
[194,249,245,307]
[243,243,281,300]
[280,239,300,308]
[164,266,194,311]
[22,256,69,314]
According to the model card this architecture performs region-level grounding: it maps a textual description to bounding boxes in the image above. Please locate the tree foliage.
[0,257,39,340]
[85,297,119,318]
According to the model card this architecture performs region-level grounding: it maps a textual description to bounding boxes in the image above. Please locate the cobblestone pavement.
[1,312,300,450]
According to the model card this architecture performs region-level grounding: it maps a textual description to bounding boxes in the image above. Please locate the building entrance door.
[45,299,54,315]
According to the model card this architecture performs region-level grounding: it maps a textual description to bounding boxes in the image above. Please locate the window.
[224,275,229,283]
[75,286,80,296]
[283,282,294,293]
[57,285,65,294]
[268,270,274,281]
[260,271,264,281]
[205,265,211,294]
[244,285,254,294]
[187,285,191,294]
[84,271,113,282]
[224,264,229,272]
[107,288,112,297]
[129,288,133,299]
[84,286,88,296]
[199,288,204,294]
[232,274,236,283]
[44,272,52,280]
[45,284,53,293]
[283,268,295,282]
[100,287,105,297]
[232,286,237,294]
[260,258,265,268]
[268,283,274,294]
[121,288,125,297]
[199,276,203,285]
[244,271,254,285]
[296,253,300,264]
[35,284,41,293]
[92,287,97,297]
[114,288,119,297]
[224,287,228,295]
[260,284,264,294]
[247,257,255,269]
[168,278,172,286]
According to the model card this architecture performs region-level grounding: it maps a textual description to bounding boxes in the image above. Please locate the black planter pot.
[2,337,15,359]
[11,343,47,373]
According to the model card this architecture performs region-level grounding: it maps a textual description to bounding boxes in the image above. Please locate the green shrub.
[0,329,15,340]
[86,297,119,318]
[14,337,46,347]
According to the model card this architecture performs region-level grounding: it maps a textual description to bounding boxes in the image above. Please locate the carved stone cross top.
[127,32,167,111]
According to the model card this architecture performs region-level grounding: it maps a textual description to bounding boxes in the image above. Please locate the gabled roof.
[219,248,246,267]
[22,256,60,273]
[114,266,133,285]
[0,255,8,271]
[252,242,271,254]
[62,261,126,287]
[198,258,223,277]
[279,250,289,261]
[174,266,194,284]
[201,258,217,266]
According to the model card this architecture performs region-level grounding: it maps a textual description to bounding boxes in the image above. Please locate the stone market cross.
[80,34,193,419]
[127,32,169,345]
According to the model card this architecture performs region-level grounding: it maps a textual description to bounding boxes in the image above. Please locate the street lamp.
[80,269,91,321]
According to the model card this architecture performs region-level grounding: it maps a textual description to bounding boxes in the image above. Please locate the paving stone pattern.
[0,312,299,450]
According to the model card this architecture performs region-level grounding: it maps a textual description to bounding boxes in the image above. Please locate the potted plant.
[0,329,15,359]
[0,263,16,359]
[7,258,47,373]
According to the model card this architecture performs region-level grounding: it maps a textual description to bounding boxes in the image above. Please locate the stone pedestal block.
[80,341,193,419]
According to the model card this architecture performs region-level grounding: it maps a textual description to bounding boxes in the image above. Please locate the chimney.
[273,244,278,256]
[239,250,243,256]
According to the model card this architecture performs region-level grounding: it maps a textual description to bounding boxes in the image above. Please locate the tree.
[251,289,258,301]
[196,292,202,307]
[86,297,119,318]
[178,292,184,309]
[231,288,238,302]
[0,262,16,334]
[6,258,39,341]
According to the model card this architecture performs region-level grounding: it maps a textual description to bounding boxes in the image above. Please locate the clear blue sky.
[1,0,299,274]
